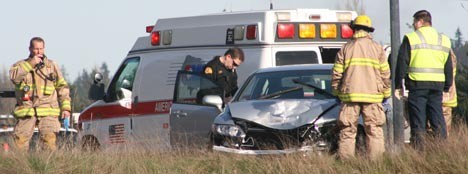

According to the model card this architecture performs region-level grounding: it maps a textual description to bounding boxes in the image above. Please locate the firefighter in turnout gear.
[332,15,391,159]
[395,10,452,150]
[442,49,457,136]
[9,37,71,151]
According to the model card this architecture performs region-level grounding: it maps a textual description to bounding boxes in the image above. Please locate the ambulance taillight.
[146,26,154,33]
[299,24,316,39]
[151,31,160,46]
[246,25,257,40]
[320,24,337,39]
[277,23,294,39]
[341,24,353,39]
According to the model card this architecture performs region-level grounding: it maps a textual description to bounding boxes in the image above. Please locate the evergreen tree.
[71,69,93,112]
[99,62,111,86]
[337,0,366,15]
[454,27,463,50]
[454,64,468,123]
[61,64,71,84]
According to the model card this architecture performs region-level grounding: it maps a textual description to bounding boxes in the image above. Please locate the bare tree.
[336,0,366,15]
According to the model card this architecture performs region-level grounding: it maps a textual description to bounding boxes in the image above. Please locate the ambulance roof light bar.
[234,26,245,40]
[277,23,294,39]
[151,31,160,46]
[162,30,172,45]
[246,25,257,40]
[336,12,353,22]
[341,24,353,39]
[146,26,154,33]
[276,12,291,21]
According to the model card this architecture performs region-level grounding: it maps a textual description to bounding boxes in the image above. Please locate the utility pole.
[390,0,405,151]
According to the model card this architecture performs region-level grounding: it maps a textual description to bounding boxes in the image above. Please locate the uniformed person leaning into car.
[202,47,244,103]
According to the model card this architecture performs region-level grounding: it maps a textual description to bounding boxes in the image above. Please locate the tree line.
[452,27,468,123]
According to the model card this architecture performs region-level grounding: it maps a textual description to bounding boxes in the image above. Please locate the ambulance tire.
[81,135,100,151]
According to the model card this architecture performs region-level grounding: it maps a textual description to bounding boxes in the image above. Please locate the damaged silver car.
[170,64,366,154]
[210,64,360,154]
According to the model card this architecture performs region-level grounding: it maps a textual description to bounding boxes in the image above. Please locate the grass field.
[1,125,467,174]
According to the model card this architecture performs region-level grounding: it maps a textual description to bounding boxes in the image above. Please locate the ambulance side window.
[106,57,140,102]
[275,51,318,66]
[320,48,340,63]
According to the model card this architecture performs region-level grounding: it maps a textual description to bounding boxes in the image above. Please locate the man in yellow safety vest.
[395,10,453,150]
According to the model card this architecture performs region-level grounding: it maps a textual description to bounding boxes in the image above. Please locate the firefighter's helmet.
[351,15,375,32]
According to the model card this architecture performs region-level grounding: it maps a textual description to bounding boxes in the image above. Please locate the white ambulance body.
[78,9,358,149]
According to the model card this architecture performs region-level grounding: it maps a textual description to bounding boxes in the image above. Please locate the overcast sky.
[1,0,467,81]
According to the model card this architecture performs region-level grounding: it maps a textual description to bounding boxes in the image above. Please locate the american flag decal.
[109,124,126,144]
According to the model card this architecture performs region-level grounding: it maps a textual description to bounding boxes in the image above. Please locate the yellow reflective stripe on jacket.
[380,62,390,71]
[13,107,61,117]
[443,98,457,107]
[353,30,369,38]
[344,58,382,70]
[443,66,457,107]
[333,63,344,73]
[15,84,36,91]
[61,100,71,111]
[411,30,451,52]
[40,85,55,95]
[383,89,391,98]
[19,62,33,72]
[55,78,68,88]
[338,93,384,103]
[406,27,450,82]
[15,83,26,91]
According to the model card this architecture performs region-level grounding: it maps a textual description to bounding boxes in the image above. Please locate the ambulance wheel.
[81,135,100,151]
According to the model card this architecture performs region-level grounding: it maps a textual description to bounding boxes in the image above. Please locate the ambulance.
[78,9,358,150]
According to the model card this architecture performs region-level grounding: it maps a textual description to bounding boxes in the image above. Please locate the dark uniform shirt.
[202,56,238,98]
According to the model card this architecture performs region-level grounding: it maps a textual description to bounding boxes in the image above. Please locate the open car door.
[170,71,223,147]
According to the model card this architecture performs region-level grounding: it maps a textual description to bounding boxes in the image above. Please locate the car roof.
[254,64,334,74]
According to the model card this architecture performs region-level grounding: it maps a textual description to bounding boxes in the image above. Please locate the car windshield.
[236,69,333,101]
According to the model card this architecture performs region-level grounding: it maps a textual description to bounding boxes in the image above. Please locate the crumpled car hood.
[229,99,336,130]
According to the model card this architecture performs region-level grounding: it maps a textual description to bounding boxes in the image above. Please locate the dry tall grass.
[1,125,467,174]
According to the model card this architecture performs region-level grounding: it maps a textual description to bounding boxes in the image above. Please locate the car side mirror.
[203,95,223,111]
[121,79,132,90]
[118,88,133,99]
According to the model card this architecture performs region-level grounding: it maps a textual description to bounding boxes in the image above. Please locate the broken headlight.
[212,124,246,138]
